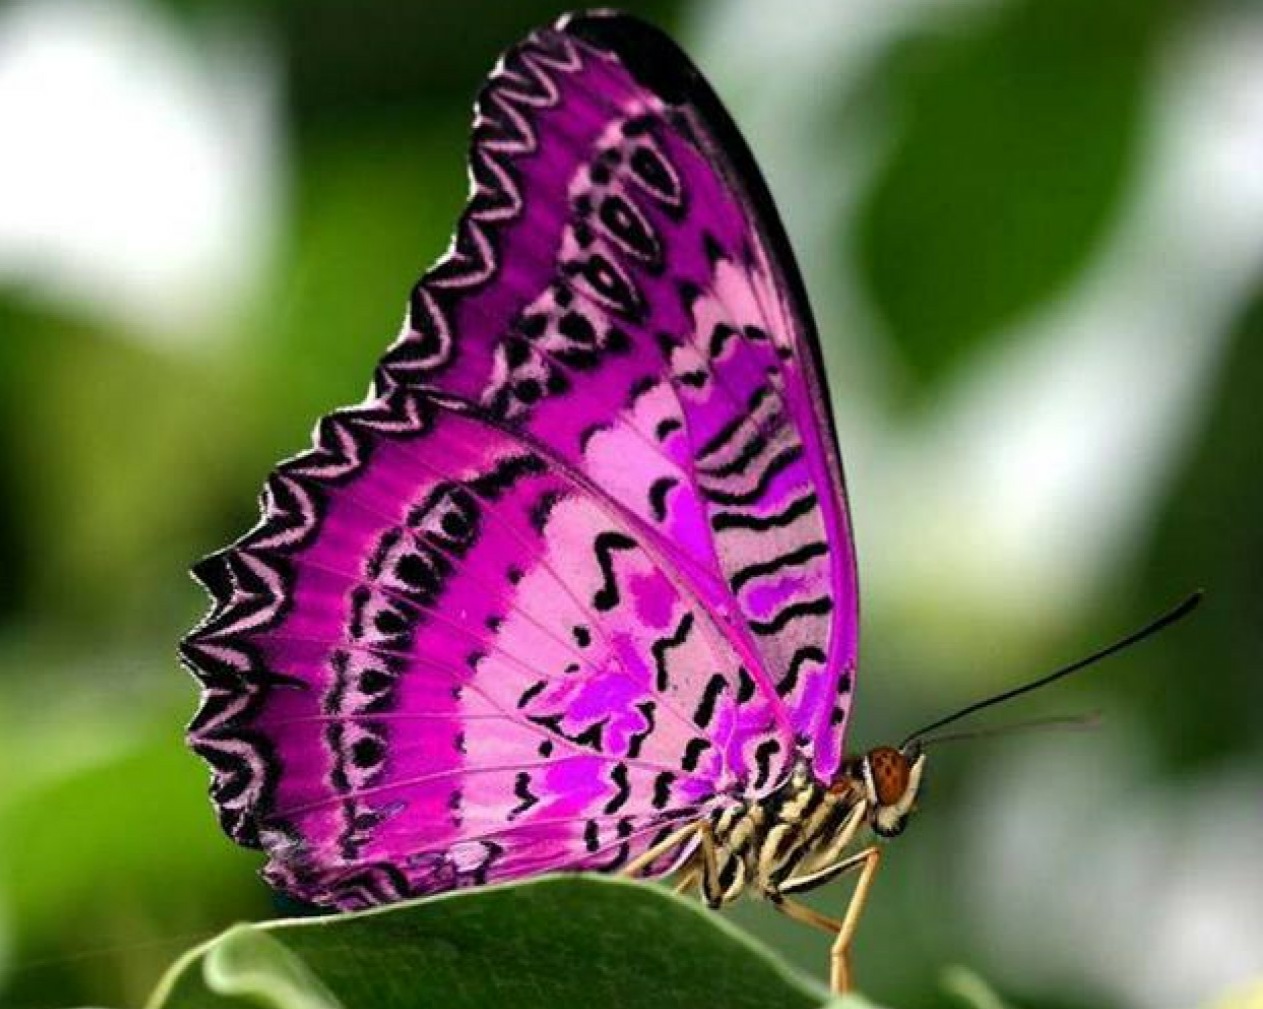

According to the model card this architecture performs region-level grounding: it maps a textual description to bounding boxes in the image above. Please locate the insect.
[180,11,1199,992]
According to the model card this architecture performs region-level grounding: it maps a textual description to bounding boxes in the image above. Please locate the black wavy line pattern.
[748,596,834,637]
[711,491,819,532]
[650,611,695,691]
[180,24,596,877]
[591,530,639,611]
[378,29,588,388]
[728,540,829,594]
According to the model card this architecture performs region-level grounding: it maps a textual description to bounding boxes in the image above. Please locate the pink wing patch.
[182,12,859,910]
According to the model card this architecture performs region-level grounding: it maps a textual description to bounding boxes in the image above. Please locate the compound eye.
[868,746,910,806]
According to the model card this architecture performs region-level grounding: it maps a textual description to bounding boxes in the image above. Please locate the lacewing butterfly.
[181,12,1199,991]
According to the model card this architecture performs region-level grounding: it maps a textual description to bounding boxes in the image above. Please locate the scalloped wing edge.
[181,19,612,848]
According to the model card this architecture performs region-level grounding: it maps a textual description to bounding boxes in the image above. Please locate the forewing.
[379,14,860,776]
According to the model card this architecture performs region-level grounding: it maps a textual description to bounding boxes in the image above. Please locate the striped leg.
[773,800,866,892]
[695,820,724,908]
[622,821,702,880]
[673,866,699,895]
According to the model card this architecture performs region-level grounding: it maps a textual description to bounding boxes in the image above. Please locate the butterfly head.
[838,744,926,839]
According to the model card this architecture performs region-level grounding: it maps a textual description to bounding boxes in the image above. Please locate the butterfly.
[179,10,1198,994]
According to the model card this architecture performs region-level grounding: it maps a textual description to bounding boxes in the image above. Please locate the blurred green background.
[1,0,1261,1007]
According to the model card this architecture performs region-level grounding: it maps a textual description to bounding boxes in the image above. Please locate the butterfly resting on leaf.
[180,11,1199,993]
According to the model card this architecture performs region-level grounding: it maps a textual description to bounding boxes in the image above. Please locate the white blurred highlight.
[961,731,1263,1009]
[0,0,280,342]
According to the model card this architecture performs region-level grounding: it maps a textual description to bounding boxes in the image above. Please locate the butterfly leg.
[772,845,883,993]
[673,866,699,895]
[766,895,844,985]
[622,821,701,880]
[695,820,725,908]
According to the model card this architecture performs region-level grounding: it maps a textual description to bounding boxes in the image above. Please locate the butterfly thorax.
[698,747,925,908]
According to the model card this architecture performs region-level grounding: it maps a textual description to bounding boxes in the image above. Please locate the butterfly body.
[642,746,925,907]
[697,762,861,906]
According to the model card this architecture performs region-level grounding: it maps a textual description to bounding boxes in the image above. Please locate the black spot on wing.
[530,490,564,532]
[648,477,678,523]
[752,739,783,790]
[655,417,682,442]
[651,611,694,691]
[579,422,609,452]
[603,763,631,814]
[676,280,703,311]
[591,531,639,611]
[517,679,547,709]
[364,528,400,580]
[700,429,771,479]
[567,251,644,321]
[572,718,609,750]
[467,453,547,501]
[653,771,676,809]
[590,817,635,871]
[598,192,661,269]
[693,674,727,729]
[708,323,740,358]
[629,142,681,208]
[626,701,657,759]
[627,374,659,404]
[682,737,711,772]
[777,645,827,698]
[702,230,726,266]
[526,713,608,753]
[509,772,538,820]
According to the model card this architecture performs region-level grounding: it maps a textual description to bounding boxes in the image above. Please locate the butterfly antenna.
[915,710,1102,749]
[900,590,1202,750]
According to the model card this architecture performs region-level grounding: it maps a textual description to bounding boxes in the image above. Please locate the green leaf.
[941,966,1014,1009]
[162,927,344,1009]
[146,876,863,1009]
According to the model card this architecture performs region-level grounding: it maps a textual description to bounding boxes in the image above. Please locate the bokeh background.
[1,0,1261,1006]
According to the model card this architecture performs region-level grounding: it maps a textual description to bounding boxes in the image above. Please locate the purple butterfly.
[180,11,1198,993]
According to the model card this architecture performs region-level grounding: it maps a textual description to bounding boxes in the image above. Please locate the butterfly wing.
[181,12,859,909]
[184,388,789,907]
[381,12,860,776]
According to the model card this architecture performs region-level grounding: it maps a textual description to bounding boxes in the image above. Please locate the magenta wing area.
[181,13,859,910]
